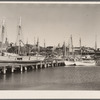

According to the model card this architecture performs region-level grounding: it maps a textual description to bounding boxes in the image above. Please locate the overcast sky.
[0,3,100,48]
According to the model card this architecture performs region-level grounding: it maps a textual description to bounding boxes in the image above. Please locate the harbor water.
[0,66,100,90]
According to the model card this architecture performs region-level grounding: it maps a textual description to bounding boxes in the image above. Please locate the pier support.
[46,63,48,68]
[58,63,60,66]
[3,67,6,74]
[40,63,42,68]
[44,63,47,68]
[24,66,27,71]
[36,64,38,69]
[32,65,35,69]
[48,63,49,67]
[51,62,54,67]
[53,63,55,67]
[56,61,58,67]
[11,67,14,73]
[20,65,23,72]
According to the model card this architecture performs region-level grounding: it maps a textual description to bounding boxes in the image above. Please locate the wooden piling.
[51,62,54,67]
[24,66,27,71]
[3,67,6,74]
[32,65,35,69]
[46,63,48,67]
[36,64,38,69]
[44,63,47,68]
[20,65,23,72]
[56,61,58,67]
[11,66,14,73]
[40,62,42,68]
[0,59,64,75]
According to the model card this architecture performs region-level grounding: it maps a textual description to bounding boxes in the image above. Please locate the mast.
[1,20,5,44]
[34,37,36,45]
[16,17,22,55]
[37,37,40,53]
[79,37,82,57]
[44,39,46,48]
[26,38,28,44]
[58,43,60,48]
[95,34,97,51]
[79,37,81,48]
[63,41,66,58]
[70,35,74,56]
[1,19,5,53]
[57,43,60,56]
[67,42,70,58]
[18,17,21,55]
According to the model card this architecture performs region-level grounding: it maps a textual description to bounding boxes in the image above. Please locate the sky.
[0,3,100,48]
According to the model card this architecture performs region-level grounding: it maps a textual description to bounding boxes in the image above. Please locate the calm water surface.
[0,66,100,90]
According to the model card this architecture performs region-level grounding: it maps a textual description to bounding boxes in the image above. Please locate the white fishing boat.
[14,17,45,62]
[74,38,95,66]
[75,59,95,66]
[64,35,76,67]
[0,18,45,62]
[64,59,75,66]
[0,19,17,61]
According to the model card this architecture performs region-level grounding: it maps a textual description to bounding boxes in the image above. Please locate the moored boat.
[0,18,45,62]
[64,59,75,66]
[64,35,76,66]
[74,37,95,66]
[74,55,95,66]
[75,59,95,66]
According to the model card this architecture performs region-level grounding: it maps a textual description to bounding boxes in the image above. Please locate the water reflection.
[0,66,100,90]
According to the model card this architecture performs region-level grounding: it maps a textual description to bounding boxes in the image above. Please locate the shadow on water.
[0,66,100,90]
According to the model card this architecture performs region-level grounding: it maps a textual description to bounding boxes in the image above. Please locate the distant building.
[73,46,95,55]
[73,47,81,55]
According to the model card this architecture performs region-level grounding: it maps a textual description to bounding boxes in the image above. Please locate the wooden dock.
[0,59,65,74]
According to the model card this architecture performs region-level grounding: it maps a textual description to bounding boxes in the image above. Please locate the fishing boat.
[75,38,95,66]
[64,35,76,67]
[75,57,95,66]
[0,19,17,61]
[64,58,75,66]
[15,17,45,61]
[0,18,45,62]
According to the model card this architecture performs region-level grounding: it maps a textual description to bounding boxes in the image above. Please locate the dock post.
[11,66,14,73]
[32,65,34,69]
[36,64,38,69]
[46,63,48,67]
[47,63,50,67]
[53,63,55,67]
[24,66,27,71]
[52,63,54,67]
[58,62,60,66]
[3,67,6,74]
[51,62,54,67]
[20,65,23,72]
[40,62,42,68]
[44,63,47,68]
[58,62,59,66]
[56,60,58,67]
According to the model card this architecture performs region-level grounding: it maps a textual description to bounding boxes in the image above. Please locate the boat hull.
[75,60,95,66]
[64,61,75,67]
[0,55,45,61]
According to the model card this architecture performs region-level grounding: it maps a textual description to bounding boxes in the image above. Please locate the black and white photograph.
[0,2,100,96]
